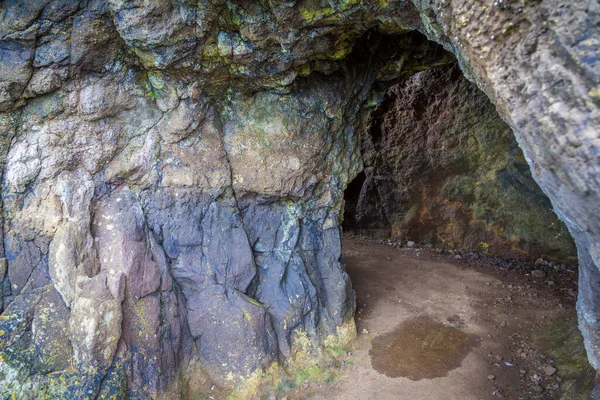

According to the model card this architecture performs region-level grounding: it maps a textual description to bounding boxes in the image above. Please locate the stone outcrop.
[345,64,577,263]
[0,0,597,398]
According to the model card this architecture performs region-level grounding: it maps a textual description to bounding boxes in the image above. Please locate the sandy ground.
[303,238,583,400]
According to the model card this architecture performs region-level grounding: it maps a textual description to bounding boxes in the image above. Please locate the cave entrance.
[342,63,576,263]
[332,64,590,398]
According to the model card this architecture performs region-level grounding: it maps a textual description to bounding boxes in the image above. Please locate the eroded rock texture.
[345,64,577,263]
[0,0,598,398]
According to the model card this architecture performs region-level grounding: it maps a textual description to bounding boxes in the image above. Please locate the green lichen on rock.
[533,318,596,399]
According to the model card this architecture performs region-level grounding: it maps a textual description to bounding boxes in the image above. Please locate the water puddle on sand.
[369,316,474,380]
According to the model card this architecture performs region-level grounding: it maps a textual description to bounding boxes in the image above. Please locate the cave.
[342,63,577,263]
[338,62,590,398]
[0,0,598,399]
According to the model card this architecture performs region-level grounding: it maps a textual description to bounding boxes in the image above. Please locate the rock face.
[0,0,598,398]
[345,64,577,263]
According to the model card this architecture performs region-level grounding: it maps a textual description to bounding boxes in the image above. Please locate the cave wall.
[0,0,598,397]
[346,64,577,263]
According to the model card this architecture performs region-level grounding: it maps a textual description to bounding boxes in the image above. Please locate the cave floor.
[296,237,589,400]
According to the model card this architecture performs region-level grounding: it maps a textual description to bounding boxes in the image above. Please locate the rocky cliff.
[0,0,598,398]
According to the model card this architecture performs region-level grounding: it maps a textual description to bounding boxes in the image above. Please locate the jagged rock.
[0,0,597,398]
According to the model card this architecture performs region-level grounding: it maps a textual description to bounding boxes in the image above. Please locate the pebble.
[543,366,557,376]
[362,328,369,335]
[534,385,544,392]
[407,241,416,248]
[531,270,546,278]
[488,375,496,380]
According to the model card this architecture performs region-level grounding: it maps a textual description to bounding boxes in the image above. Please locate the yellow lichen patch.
[588,87,600,100]
[242,308,252,322]
[299,6,337,23]
[245,297,262,307]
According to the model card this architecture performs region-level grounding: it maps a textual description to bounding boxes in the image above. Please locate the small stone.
[495,355,503,361]
[488,375,496,380]
[543,366,557,376]
[534,385,544,392]
[531,270,546,278]
[455,254,463,260]
[362,328,369,335]
[407,241,416,248]
[535,258,544,265]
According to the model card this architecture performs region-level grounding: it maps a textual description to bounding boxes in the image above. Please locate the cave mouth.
[0,0,597,397]
[342,62,577,265]
[333,63,592,397]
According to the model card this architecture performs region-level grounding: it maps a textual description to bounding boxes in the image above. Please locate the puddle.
[369,316,474,380]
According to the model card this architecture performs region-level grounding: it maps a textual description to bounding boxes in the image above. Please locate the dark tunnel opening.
[342,170,366,229]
